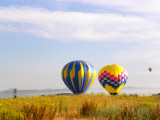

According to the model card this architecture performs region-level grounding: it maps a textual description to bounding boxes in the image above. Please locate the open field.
[0,93,160,120]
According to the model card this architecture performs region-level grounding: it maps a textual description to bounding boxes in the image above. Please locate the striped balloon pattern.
[61,60,96,94]
[98,65,128,95]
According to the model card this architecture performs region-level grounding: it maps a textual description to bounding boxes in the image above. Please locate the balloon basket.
[110,93,118,95]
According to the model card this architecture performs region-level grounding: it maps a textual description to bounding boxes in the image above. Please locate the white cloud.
[0,24,17,31]
[0,6,160,66]
[56,0,160,15]
[0,6,160,44]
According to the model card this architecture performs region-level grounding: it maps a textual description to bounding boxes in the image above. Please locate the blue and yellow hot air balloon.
[61,60,96,94]
[98,65,128,95]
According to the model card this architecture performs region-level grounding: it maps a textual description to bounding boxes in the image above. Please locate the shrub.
[80,101,97,117]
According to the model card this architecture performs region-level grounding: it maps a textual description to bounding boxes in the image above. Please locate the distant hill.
[0,88,71,98]
[0,86,160,98]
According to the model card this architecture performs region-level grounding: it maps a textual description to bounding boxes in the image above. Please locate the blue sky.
[1,0,160,91]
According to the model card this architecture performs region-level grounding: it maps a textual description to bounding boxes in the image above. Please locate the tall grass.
[0,93,159,119]
[80,101,97,117]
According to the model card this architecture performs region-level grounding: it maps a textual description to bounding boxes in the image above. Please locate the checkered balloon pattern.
[98,65,128,94]
[98,70,128,89]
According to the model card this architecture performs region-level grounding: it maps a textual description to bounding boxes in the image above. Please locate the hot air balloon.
[98,65,128,95]
[148,67,152,72]
[61,60,96,94]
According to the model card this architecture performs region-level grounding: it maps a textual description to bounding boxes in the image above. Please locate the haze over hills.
[0,86,160,98]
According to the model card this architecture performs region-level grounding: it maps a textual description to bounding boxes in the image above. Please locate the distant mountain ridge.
[1,86,159,92]
[0,88,71,98]
[0,86,160,98]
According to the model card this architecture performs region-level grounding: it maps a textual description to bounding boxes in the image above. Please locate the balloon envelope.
[61,60,96,94]
[148,67,152,72]
[98,65,128,95]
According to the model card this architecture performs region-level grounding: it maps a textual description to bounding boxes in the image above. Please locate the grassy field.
[0,93,160,120]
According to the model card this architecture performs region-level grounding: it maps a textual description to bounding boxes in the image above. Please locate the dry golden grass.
[0,93,159,119]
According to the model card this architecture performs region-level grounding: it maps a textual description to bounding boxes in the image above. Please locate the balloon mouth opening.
[73,92,85,95]
[110,93,118,95]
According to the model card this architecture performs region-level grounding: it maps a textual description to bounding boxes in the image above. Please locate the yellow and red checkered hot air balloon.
[98,65,128,95]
